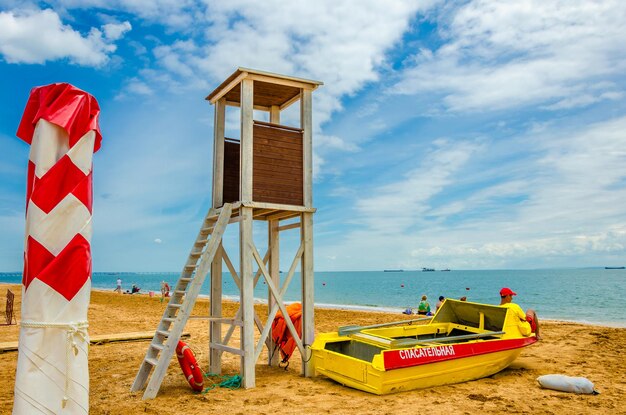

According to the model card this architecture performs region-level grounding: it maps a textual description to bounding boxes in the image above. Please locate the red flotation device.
[176,341,204,391]
[271,302,303,365]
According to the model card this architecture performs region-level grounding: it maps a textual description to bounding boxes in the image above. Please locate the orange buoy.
[271,303,303,365]
[176,341,204,391]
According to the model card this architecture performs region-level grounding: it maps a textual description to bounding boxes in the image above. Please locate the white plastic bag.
[537,374,599,394]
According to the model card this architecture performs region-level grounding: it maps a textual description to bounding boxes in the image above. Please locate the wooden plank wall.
[223,139,240,203]
[222,123,304,206]
[253,122,303,206]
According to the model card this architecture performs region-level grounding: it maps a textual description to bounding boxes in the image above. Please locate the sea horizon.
[2,267,624,328]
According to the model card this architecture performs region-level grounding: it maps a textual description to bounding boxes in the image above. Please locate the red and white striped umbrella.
[13,83,102,414]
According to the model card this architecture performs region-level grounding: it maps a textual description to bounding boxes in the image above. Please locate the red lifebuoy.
[176,341,204,391]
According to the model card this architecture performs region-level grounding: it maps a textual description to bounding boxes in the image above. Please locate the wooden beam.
[212,98,225,208]
[248,73,316,91]
[239,206,255,388]
[301,89,313,207]
[240,79,254,203]
[242,201,316,212]
[1,332,192,353]
[250,243,305,361]
[268,218,280,365]
[270,105,280,125]
[301,212,314,376]
[266,210,301,222]
[239,67,322,88]
[209,342,244,356]
[279,93,301,110]
[208,71,248,104]
[225,100,271,112]
[210,243,223,373]
[278,222,301,232]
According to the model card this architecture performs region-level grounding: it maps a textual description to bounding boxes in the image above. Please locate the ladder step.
[130,203,233,400]
[209,342,244,356]
[145,357,159,366]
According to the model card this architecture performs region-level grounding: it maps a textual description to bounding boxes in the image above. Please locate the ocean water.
[1,268,624,327]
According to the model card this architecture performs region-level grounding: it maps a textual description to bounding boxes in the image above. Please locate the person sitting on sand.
[435,295,445,312]
[499,287,541,340]
[131,284,141,294]
[417,295,431,315]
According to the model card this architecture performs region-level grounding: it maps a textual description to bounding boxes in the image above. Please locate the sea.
[1,268,624,328]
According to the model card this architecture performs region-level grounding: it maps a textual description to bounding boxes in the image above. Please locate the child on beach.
[499,287,541,340]
[417,295,431,315]
[160,281,170,302]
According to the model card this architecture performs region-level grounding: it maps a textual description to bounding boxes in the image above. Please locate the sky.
[1,0,625,272]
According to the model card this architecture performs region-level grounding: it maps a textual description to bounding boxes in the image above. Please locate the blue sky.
[1,1,625,272]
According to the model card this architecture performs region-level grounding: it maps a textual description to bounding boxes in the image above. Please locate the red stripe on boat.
[383,337,537,370]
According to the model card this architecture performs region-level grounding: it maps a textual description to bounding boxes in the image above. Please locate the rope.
[20,320,89,408]
[302,344,312,363]
[201,373,242,392]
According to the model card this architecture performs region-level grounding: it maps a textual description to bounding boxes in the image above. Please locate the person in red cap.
[499,287,541,340]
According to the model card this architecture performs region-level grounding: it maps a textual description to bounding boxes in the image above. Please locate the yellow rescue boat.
[311,299,537,394]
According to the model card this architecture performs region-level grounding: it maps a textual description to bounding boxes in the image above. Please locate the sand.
[1,283,624,414]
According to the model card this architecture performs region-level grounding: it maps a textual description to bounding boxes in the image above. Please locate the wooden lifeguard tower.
[131,68,322,399]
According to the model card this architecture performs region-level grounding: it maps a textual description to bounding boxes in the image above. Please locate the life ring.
[176,341,204,391]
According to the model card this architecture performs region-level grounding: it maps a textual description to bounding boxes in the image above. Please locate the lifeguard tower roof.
[206,67,323,109]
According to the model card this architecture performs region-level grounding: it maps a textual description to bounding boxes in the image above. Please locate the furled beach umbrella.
[13,83,102,414]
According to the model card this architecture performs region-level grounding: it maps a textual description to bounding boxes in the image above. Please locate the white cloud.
[392,0,626,112]
[0,8,130,66]
[131,1,437,124]
[154,238,162,244]
[103,21,131,40]
[123,0,440,179]
[355,138,483,233]
[322,115,626,270]
[49,0,201,29]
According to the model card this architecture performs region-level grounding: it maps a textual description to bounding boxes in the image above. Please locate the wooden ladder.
[130,203,233,399]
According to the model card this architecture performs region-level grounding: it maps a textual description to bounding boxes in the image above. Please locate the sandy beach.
[1,283,624,414]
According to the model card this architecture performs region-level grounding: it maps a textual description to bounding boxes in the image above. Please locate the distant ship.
[441,268,451,272]
[422,268,435,272]
[605,266,625,269]
[384,269,404,272]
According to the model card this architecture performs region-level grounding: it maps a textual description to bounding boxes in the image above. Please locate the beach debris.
[537,374,599,394]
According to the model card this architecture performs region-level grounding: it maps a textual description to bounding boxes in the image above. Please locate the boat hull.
[313,335,534,394]
[311,299,538,394]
